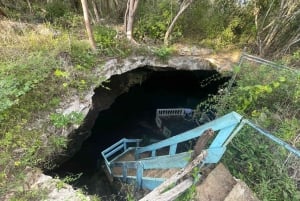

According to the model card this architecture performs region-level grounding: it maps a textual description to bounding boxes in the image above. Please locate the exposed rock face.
[21,53,238,201]
[101,56,214,78]
[56,55,220,165]
[1,167,91,201]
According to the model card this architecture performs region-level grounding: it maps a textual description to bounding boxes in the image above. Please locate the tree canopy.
[0,0,299,56]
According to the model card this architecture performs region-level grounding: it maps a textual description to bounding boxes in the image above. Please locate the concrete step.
[195,163,236,201]
[195,163,259,201]
[144,168,180,179]
[224,180,259,201]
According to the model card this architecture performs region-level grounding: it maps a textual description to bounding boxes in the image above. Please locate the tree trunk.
[0,7,7,18]
[124,0,139,42]
[255,0,300,56]
[81,0,97,51]
[91,0,101,23]
[26,0,32,13]
[164,0,193,46]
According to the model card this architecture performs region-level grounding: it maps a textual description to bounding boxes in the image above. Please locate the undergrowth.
[0,17,107,200]
[196,58,300,200]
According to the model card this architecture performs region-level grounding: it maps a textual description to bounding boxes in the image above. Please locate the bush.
[181,0,255,48]
[134,0,182,42]
[93,25,131,56]
[153,46,174,60]
[94,25,117,50]
[201,58,300,200]
[45,1,67,21]
[71,40,97,69]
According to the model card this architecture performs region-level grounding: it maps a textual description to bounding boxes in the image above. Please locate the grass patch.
[0,19,108,199]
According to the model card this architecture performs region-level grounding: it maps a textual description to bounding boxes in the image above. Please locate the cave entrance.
[51,67,229,197]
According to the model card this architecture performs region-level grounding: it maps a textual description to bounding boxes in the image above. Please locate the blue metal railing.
[244,119,300,157]
[101,111,300,190]
[135,112,242,158]
[101,138,142,174]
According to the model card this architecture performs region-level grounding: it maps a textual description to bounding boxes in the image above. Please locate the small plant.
[50,111,84,128]
[93,25,131,57]
[94,25,117,50]
[54,69,69,78]
[90,195,102,201]
[49,135,68,151]
[153,46,173,60]
[126,192,135,201]
[76,189,90,201]
[161,182,176,193]
[55,173,82,190]
[9,188,48,201]
[175,184,196,201]
[55,178,65,190]
[71,41,97,69]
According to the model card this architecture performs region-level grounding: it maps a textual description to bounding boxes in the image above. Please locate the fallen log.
[140,150,207,201]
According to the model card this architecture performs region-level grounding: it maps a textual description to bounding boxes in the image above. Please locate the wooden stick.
[139,150,207,201]
[192,128,215,158]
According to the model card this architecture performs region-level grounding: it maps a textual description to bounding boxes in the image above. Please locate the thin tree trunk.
[164,0,193,46]
[124,0,139,42]
[89,9,95,24]
[256,0,300,56]
[124,0,130,32]
[26,0,32,13]
[81,0,97,51]
[0,7,7,18]
[91,0,100,23]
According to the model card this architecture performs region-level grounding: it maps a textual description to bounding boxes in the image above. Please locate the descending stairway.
[155,108,214,137]
[101,111,300,199]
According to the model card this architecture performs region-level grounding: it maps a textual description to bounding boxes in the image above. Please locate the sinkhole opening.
[50,67,230,197]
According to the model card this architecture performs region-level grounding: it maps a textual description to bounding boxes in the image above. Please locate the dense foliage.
[134,0,182,42]
[196,56,300,200]
[0,0,299,200]
[0,16,104,200]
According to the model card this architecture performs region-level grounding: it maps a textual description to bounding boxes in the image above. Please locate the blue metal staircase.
[101,111,300,190]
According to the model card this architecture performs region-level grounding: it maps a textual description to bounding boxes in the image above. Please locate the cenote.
[50,66,230,197]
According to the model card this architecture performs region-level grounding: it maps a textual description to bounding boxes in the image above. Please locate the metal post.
[136,161,144,189]
[169,144,177,155]
[122,164,127,182]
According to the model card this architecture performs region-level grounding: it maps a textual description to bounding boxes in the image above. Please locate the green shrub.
[94,25,117,49]
[93,25,132,57]
[134,0,182,42]
[222,126,300,200]
[181,0,255,48]
[0,53,57,116]
[45,1,67,21]
[202,60,300,200]
[50,112,84,128]
[153,46,174,60]
[70,40,97,69]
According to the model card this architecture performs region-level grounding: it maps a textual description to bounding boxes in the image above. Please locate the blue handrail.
[101,111,300,190]
[244,119,300,157]
[135,111,242,158]
[101,138,142,174]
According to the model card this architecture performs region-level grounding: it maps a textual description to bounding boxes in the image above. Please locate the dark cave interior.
[50,67,230,196]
